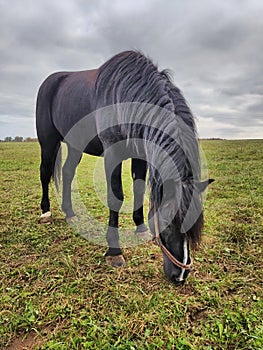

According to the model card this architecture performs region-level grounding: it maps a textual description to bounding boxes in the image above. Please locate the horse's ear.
[195,179,215,193]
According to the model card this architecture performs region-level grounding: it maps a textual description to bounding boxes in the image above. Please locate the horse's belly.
[83,136,104,156]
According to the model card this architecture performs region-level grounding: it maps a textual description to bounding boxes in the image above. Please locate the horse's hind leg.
[39,139,60,223]
[104,152,125,267]
[131,159,149,238]
[61,144,82,221]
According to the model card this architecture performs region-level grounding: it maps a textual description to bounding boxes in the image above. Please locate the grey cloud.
[0,0,263,139]
[246,100,263,115]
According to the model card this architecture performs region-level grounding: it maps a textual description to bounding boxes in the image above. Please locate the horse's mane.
[95,50,202,245]
[95,50,173,111]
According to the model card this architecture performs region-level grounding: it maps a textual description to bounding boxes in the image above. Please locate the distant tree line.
[0,136,38,142]
[2,136,224,142]
[199,138,224,140]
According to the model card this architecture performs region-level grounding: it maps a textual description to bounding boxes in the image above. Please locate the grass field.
[0,140,262,349]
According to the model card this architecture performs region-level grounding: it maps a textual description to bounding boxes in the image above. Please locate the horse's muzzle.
[170,276,186,286]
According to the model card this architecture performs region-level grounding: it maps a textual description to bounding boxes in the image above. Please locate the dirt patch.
[5,332,43,350]
[189,307,208,322]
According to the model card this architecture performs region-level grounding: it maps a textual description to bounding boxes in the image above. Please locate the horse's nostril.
[170,276,185,286]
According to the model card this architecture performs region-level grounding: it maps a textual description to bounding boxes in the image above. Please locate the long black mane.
[95,50,174,111]
[94,50,202,245]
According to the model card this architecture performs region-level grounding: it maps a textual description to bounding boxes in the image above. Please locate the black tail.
[52,142,62,192]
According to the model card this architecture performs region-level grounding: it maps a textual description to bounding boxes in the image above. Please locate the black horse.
[36,50,213,285]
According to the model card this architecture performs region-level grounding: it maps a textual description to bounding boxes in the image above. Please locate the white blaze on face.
[178,239,188,281]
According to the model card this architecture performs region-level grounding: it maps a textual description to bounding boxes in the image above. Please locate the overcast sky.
[0,0,262,139]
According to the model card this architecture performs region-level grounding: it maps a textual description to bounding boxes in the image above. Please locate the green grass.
[0,140,262,349]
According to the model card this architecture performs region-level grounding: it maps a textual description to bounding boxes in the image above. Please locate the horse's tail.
[52,142,62,192]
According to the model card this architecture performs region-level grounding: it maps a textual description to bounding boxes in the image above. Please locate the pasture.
[0,139,262,349]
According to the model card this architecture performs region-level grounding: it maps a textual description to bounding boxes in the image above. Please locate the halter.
[153,205,192,270]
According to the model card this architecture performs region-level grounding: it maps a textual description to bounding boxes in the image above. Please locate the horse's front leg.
[104,155,125,267]
[132,158,150,239]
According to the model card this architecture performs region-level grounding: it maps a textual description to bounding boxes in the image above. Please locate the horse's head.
[150,178,214,285]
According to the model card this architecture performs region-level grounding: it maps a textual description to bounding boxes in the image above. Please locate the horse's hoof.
[105,255,126,268]
[39,211,53,224]
[136,230,152,241]
[65,215,78,224]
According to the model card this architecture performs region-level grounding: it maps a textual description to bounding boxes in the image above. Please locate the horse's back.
[37,69,100,149]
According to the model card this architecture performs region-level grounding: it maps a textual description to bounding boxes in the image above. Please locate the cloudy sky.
[0,0,262,139]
